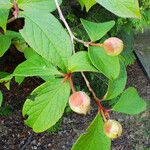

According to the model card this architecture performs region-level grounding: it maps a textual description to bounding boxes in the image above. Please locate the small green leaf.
[0,91,3,107]
[19,10,72,71]
[72,113,111,150]
[113,87,147,115]
[88,46,120,80]
[13,38,28,52]
[96,0,141,18]
[5,30,23,39]
[0,75,12,83]
[23,78,70,132]
[18,0,62,12]
[78,0,96,12]
[0,9,9,32]
[4,80,10,90]
[0,0,12,9]
[0,31,23,57]
[15,76,25,84]
[13,55,61,77]
[81,19,115,41]
[68,51,98,72]
[0,71,9,79]
[0,34,11,57]
[105,61,127,100]
[78,0,84,9]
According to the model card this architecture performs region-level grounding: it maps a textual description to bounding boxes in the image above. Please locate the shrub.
[0,0,147,149]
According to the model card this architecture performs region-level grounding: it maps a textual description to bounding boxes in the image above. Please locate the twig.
[7,0,19,24]
[54,0,89,51]
[81,72,107,122]
[20,133,33,150]
[100,109,107,122]
[89,43,103,47]
[54,0,74,52]
[69,75,76,93]
[7,16,16,24]
[81,72,98,102]
[13,0,19,18]
[73,36,89,47]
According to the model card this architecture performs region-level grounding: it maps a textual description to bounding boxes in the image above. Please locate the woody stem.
[81,72,108,122]
[69,74,76,93]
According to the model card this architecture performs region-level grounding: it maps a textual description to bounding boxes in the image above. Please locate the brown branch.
[69,75,76,93]
[7,16,16,24]
[7,0,19,24]
[81,72,98,102]
[81,72,107,122]
[89,43,103,47]
[13,0,19,18]
[54,0,89,49]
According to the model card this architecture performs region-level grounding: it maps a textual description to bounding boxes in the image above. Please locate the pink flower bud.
[69,91,90,115]
[104,119,122,139]
[103,37,124,56]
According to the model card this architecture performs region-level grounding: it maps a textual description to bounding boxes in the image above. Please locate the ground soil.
[0,60,150,150]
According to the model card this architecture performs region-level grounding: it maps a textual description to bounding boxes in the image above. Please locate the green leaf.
[0,31,24,57]
[0,73,12,90]
[113,87,147,115]
[105,61,127,100]
[68,51,98,72]
[15,76,25,84]
[88,46,120,80]
[0,91,3,107]
[0,0,12,9]
[13,39,28,52]
[72,113,111,150]
[40,75,55,82]
[81,19,115,41]
[9,31,28,52]
[0,34,11,57]
[13,55,61,77]
[23,78,70,132]
[0,75,12,83]
[5,30,23,39]
[12,36,28,52]
[18,0,62,12]
[19,10,72,71]
[15,47,56,83]
[78,0,96,12]
[96,0,141,18]
[0,71,9,79]
[78,0,84,9]
[23,47,40,59]
[0,9,9,32]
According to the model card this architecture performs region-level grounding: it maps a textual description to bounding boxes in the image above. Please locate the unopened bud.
[69,91,90,115]
[103,37,124,56]
[104,119,122,139]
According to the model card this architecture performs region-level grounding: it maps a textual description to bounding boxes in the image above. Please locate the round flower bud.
[103,37,124,56]
[104,119,122,139]
[69,91,90,115]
